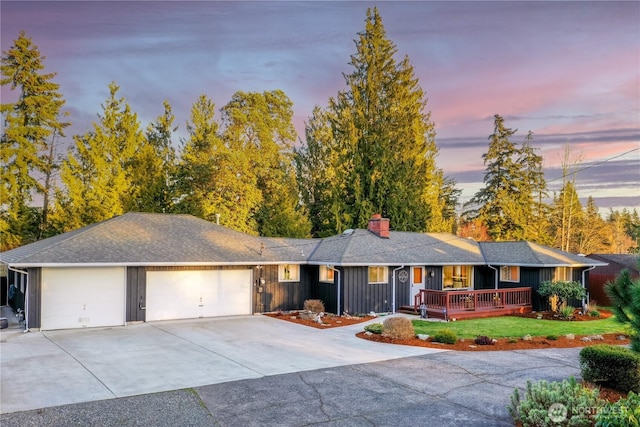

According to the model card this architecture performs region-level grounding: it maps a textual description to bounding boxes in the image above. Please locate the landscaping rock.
[522,334,532,341]
[417,334,429,341]
[565,333,575,340]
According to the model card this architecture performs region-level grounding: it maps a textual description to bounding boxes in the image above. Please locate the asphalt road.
[1,347,583,426]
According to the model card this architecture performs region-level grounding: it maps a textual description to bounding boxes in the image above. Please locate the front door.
[410,267,425,305]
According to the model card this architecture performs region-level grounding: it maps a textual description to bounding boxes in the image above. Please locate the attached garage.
[41,267,126,330]
[145,269,252,321]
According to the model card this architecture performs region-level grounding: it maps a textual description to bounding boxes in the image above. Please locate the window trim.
[319,265,335,283]
[554,267,573,282]
[500,265,520,283]
[443,265,473,290]
[278,264,300,282]
[368,266,388,284]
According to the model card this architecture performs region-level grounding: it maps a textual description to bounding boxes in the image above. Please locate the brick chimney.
[368,214,390,239]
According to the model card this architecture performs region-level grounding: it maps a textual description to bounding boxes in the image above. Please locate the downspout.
[326,265,341,316]
[581,265,596,311]
[392,265,405,314]
[487,265,499,289]
[8,266,29,332]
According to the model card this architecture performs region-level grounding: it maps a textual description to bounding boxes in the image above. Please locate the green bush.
[580,344,640,393]
[509,377,603,427]
[594,391,640,427]
[364,323,383,334]
[382,317,415,340]
[432,329,457,344]
[538,280,586,313]
[589,309,601,317]
[546,335,558,341]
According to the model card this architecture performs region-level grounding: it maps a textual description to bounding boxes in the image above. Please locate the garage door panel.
[41,267,125,330]
[146,270,251,321]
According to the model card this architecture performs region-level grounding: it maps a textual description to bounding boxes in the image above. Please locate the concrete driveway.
[1,314,444,414]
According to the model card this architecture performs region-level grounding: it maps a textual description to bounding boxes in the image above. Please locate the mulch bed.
[264,311,375,329]
[355,331,629,351]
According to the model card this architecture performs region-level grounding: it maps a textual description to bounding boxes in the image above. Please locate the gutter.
[8,266,29,332]
[392,265,405,314]
[326,265,341,316]
[581,265,596,310]
[487,265,499,289]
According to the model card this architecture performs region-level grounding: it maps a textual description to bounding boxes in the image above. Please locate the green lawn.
[412,315,626,339]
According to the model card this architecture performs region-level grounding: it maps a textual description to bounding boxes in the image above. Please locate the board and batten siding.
[341,266,410,315]
[126,267,146,322]
[253,265,311,313]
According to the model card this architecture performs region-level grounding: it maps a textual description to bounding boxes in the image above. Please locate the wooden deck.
[405,288,532,320]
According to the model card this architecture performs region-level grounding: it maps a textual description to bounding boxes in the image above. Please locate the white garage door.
[146,269,252,321]
[41,267,126,330]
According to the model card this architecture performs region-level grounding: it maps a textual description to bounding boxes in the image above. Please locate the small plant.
[546,335,558,341]
[474,335,495,345]
[580,344,640,393]
[364,323,383,334]
[433,329,457,344]
[303,299,325,313]
[594,391,640,427]
[589,309,601,317]
[381,317,415,340]
[509,377,604,427]
[508,338,518,344]
[559,305,575,320]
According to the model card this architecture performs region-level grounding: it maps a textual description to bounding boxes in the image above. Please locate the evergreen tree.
[173,95,261,234]
[519,131,550,243]
[1,31,69,248]
[53,82,144,230]
[295,106,343,236]
[221,90,311,237]
[467,115,528,241]
[297,8,454,235]
[129,100,177,213]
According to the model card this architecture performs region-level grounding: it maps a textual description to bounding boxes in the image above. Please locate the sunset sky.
[2,1,639,213]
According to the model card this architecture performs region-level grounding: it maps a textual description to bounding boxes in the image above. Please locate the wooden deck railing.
[414,287,532,320]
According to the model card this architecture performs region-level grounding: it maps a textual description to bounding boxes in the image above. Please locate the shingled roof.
[0,212,605,269]
[478,241,606,267]
[308,229,485,266]
[0,213,312,266]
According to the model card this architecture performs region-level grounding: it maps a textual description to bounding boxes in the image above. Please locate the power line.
[546,147,639,184]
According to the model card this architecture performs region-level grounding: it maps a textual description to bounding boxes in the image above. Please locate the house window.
[368,266,388,284]
[443,265,472,289]
[278,264,299,282]
[500,266,520,282]
[319,265,335,283]
[554,267,573,282]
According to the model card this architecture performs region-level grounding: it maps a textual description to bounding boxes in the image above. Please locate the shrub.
[381,317,415,340]
[474,335,495,345]
[364,323,383,334]
[594,391,640,427]
[580,344,640,393]
[546,335,558,341]
[589,310,601,317]
[538,280,586,313]
[303,299,325,313]
[509,377,604,427]
[432,329,457,344]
